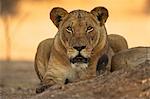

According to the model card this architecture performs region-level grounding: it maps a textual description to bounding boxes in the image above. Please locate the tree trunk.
[3,17,11,61]
[145,0,150,14]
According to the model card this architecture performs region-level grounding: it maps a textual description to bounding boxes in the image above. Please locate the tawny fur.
[108,34,128,53]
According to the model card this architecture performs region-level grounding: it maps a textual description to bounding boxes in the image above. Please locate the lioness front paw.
[36,84,51,94]
[36,84,64,94]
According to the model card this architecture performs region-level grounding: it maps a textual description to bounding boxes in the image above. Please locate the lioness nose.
[73,46,86,51]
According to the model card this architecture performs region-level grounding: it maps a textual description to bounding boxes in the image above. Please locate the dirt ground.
[0,60,150,99]
[0,61,39,99]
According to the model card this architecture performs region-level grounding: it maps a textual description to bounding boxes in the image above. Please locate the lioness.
[34,7,128,93]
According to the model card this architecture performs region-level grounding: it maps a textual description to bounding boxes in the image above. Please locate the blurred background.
[0,0,150,61]
[0,0,150,97]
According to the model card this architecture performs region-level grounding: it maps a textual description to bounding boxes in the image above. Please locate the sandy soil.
[0,61,150,99]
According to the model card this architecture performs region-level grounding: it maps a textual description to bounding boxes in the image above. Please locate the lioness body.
[35,34,128,81]
[34,7,128,93]
[108,34,128,53]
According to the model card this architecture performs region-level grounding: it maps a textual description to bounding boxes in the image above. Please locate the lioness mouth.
[70,54,89,64]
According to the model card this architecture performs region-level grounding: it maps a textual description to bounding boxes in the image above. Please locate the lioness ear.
[90,7,109,25]
[50,7,68,28]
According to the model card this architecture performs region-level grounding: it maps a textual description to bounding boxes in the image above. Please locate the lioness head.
[50,7,108,68]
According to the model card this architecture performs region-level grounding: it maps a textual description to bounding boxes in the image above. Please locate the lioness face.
[50,7,108,67]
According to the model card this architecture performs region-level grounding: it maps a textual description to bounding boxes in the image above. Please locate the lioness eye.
[86,26,94,33]
[66,26,73,33]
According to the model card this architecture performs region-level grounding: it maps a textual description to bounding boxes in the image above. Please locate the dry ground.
[0,60,150,99]
[0,61,39,99]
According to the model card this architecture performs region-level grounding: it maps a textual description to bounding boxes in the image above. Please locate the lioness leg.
[36,65,71,93]
[34,38,54,81]
[108,34,128,53]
